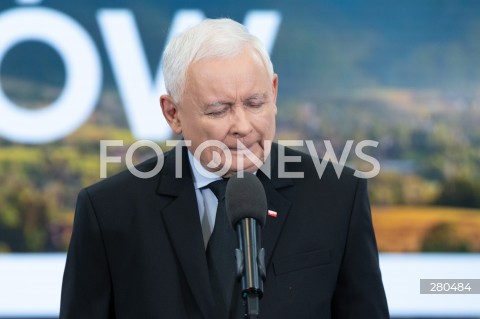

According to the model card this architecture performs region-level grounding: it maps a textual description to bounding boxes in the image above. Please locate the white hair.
[162,18,274,103]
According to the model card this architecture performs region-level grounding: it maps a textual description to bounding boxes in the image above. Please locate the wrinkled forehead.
[186,49,270,91]
[185,44,273,78]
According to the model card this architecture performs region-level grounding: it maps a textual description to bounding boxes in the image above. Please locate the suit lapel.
[157,146,215,318]
[258,144,294,268]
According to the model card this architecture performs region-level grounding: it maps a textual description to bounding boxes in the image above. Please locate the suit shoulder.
[84,148,172,196]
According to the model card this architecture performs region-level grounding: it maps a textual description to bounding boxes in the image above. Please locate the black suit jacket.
[60,144,389,318]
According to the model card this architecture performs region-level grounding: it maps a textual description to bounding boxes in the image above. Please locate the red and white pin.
[267,210,278,218]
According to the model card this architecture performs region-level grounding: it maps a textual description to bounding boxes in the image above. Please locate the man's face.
[163,47,278,177]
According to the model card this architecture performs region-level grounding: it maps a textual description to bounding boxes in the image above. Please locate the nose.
[230,106,253,137]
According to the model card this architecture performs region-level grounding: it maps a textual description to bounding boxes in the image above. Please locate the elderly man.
[60,18,389,318]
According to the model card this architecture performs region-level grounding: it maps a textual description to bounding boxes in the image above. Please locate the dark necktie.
[206,179,237,318]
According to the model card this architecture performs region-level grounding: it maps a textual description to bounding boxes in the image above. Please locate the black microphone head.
[226,172,267,227]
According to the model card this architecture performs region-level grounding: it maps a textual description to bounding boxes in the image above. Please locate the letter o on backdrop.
[0,7,102,144]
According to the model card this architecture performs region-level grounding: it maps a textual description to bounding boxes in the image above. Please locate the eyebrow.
[204,93,268,108]
[204,101,232,108]
[243,93,267,102]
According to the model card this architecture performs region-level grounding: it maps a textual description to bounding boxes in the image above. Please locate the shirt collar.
[187,151,222,190]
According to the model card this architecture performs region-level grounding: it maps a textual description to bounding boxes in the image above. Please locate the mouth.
[228,147,254,154]
[226,141,257,151]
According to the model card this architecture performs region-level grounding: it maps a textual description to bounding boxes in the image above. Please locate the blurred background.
[0,0,479,317]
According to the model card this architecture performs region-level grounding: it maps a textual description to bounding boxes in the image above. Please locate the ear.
[160,95,182,134]
[272,74,278,114]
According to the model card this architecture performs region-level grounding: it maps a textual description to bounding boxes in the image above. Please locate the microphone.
[226,172,267,319]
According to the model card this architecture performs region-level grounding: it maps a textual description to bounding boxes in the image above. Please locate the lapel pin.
[267,210,278,218]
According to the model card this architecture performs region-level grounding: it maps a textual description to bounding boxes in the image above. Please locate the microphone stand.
[235,218,267,319]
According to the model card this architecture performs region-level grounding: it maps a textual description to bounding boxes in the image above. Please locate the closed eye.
[246,101,264,108]
[204,102,231,117]
[244,93,267,109]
